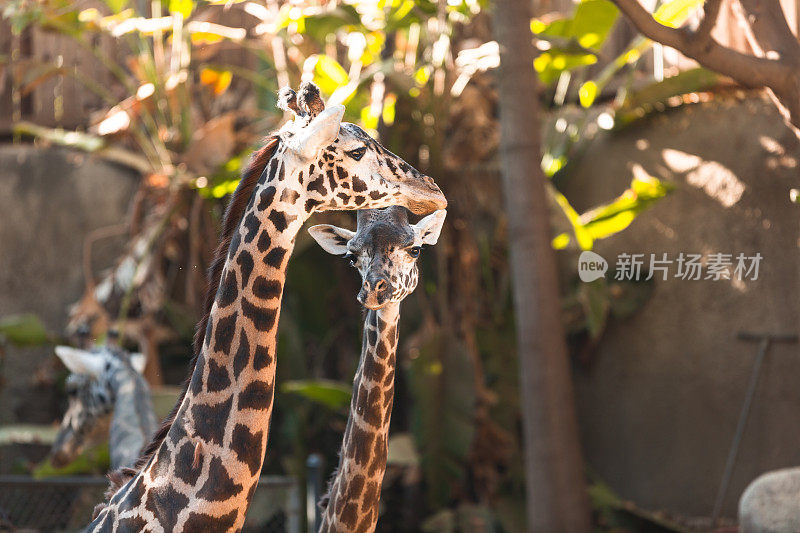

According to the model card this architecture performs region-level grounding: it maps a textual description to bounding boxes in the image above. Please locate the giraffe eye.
[343,253,357,266]
[408,246,421,258]
[345,147,367,161]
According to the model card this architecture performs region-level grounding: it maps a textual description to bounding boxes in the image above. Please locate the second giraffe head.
[309,206,446,309]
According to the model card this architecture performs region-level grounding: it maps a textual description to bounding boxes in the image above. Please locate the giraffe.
[66,220,174,385]
[308,206,447,532]
[51,333,158,470]
[85,82,447,532]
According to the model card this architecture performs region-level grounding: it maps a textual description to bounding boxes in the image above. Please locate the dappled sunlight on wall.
[661,148,745,208]
[759,135,799,170]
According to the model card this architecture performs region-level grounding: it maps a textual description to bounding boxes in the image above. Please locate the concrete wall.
[0,145,139,427]
[561,96,800,519]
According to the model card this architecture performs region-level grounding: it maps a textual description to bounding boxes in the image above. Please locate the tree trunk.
[492,0,592,531]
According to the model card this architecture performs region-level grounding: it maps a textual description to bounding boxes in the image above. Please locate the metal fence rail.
[0,474,301,533]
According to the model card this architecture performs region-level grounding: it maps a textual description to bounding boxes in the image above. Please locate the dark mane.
[100,135,281,499]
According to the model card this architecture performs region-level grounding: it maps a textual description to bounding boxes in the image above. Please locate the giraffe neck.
[108,363,158,469]
[321,303,400,533]
[88,152,311,532]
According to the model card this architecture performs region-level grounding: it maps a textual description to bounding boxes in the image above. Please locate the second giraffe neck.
[108,365,157,470]
[321,303,400,533]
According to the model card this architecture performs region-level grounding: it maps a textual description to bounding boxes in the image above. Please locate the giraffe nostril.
[422,175,438,190]
[374,279,387,291]
[363,280,371,291]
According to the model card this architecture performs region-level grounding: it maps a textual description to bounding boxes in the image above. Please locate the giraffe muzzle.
[398,176,447,215]
[358,277,392,310]
[51,449,71,468]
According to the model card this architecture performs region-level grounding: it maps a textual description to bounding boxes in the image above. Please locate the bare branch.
[611,0,800,135]
[611,0,688,50]
[737,0,800,60]
[696,0,723,43]
[611,0,785,87]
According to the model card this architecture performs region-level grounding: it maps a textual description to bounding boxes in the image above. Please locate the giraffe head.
[51,344,146,467]
[309,206,446,309]
[65,289,110,345]
[277,83,447,216]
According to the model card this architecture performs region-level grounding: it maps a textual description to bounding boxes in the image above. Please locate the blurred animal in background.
[309,206,446,532]
[66,214,178,386]
[52,330,158,470]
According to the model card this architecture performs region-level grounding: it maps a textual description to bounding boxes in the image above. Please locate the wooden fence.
[2,0,800,132]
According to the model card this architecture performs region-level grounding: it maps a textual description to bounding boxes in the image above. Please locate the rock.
[739,468,800,533]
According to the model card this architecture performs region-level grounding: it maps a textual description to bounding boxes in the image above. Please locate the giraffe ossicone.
[309,206,447,532]
[85,82,446,532]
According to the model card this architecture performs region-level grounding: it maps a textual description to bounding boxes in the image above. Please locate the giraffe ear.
[129,353,146,375]
[290,105,344,159]
[308,224,355,255]
[55,346,105,377]
[412,209,447,245]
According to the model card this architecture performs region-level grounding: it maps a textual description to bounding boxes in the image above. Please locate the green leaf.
[168,0,193,18]
[413,65,432,86]
[542,152,567,177]
[570,0,619,48]
[530,0,619,83]
[384,0,437,32]
[531,0,618,47]
[550,186,594,250]
[583,210,637,239]
[382,93,396,125]
[616,68,719,125]
[290,5,365,42]
[581,173,674,240]
[312,55,350,96]
[103,0,128,14]
[360,104,380,131]
[534,51,596,84]
[653,0,704,28]
[579,80,598,108]
[207,179,238,198]
[0,314,50,346]
[196,152,247,199]
[282,379,351,410]
[552,233,571,249]
[549,170,671,251]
